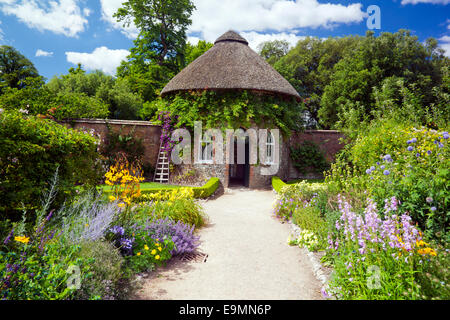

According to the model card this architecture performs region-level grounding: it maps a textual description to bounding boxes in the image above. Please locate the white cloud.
[439,36,450,57]
[35,49,53,57]
[100,0,365,43]
[0,0,90,37]
[401,0,450,4]
[240,31,306,51]
[99,0,139,39]
[65,46,129,75]
[189,0,366,43]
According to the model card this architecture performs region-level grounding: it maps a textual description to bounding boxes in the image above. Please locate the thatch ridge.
[161,30,300,100]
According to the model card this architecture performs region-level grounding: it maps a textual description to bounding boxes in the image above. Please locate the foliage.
[274,36,362,128]
[257,40,290,66]
[114,0,195,104]
[288,229,320,252]
[155,90,304,135]
[0,110,102,219]
[0,77,109,120]
[290,141,330,176]
[139,217,200,255]
[47,67,141,120]
[135,188,206,228]
[0,45,40,90]
[100,124,145,167]
[0,190,94,300]
[319,30,448,130]
[107,222,174,274]
[191,177,220,199]
[73,240,124,300]
[185,40,213,65]
[271,176,286,193]
[104,155,145,215]
[324,195,446,300]
[327,122,449,242]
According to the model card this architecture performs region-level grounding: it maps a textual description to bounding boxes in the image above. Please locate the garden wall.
[287,130,346,180]
[58,119,162,167]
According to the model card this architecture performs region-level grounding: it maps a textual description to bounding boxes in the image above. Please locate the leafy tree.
[47,67,141,120]
[274,36,362,128]
[257,40,290,66]
[185,40,213,65]
[114,0,195,102]
[319,30,448,130]
[0,45,40,90]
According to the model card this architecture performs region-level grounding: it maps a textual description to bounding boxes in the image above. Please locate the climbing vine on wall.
[151,90,304,136]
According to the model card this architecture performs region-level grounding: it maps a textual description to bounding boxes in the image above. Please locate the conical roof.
[161,30,300,100]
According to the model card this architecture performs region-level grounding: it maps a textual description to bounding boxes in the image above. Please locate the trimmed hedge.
[272,176,287,193]
[192,177,220,199]
[101,177,220,199]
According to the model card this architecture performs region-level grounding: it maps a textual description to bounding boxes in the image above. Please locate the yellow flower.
[151,249,157,255]
[137,252,141,256]
[14,236,30,244]
[155,255,160,260]
[108,195,116,202]
[85,224,89,227]
[144,245,149,251]
[158,246,162,252]
[117,203,125,208]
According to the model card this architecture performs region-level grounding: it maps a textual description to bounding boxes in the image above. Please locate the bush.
[290,141,330,176]
[327,122,449,242]
[272,176,286,193]
[0,110,102,219]
[135,188,206,228]
[192,177,220,198]
[324,195,446,300]
[73,240,124,300]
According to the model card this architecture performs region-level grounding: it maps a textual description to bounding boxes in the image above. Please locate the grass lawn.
[97,182,182,192]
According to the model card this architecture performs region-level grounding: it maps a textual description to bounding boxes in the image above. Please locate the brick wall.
[58,119,162,167]
[288,130,346,180]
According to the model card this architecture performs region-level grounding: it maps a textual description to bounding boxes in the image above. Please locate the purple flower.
[427,150,432,155]
[438,142,444,148]
[410,138,417,143]
[366,169,372,174]
[109,225,125,236]
[443,132,449,140]
[380,165,385,170]
[426,197,433,203]
[416,153,420,157]
[430,207,437,212]
[407,146,414,151]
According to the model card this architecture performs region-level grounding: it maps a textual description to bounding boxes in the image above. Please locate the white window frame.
[198,134,214,164]
[266,131,275,165]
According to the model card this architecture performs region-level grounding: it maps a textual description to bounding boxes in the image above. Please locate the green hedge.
[0,110,102,219]
[191,177,220,199]
[272,176,287,193]
[101,177,221,199]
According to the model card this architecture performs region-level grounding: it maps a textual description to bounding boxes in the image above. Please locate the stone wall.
[58,119,162,167]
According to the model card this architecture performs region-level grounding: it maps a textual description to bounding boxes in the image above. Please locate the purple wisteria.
[158,111,180,155]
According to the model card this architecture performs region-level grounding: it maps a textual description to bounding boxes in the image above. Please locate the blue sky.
[0,0,448,81]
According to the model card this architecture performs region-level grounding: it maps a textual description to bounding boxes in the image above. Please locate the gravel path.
[132,189,323,300]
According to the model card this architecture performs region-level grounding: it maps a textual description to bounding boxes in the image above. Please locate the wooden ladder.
[153,142,170,183]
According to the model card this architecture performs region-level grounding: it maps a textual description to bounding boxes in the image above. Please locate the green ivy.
[146,90,304,136]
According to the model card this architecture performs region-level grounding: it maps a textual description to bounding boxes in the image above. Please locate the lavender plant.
[142,217,200,255]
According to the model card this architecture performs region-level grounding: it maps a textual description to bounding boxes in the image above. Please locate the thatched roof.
[161,30,300,100]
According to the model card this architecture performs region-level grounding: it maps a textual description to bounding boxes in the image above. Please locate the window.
[198,134,213,164]
[266,131,275,164]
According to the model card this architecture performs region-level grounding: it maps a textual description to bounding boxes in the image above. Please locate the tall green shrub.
[0,110,102,219]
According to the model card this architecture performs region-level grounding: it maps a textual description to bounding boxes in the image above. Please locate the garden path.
[132,189,323,300]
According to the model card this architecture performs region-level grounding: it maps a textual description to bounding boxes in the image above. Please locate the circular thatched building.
[161,30,300,100]
[160,30,301,189]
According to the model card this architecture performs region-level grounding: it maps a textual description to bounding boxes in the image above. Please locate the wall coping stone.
[58,118,161,127]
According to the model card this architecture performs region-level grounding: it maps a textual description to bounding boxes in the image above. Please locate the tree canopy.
[0,45,40,90]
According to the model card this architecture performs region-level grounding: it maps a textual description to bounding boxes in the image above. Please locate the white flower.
[19,108,29,114]
[0,108,3,114]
